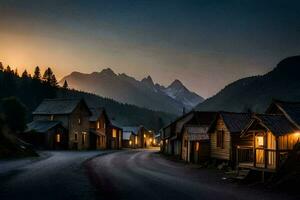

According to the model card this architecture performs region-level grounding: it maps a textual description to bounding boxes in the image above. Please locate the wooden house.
[207,112,252,166]
[162,111,195,157]
[89,108,110,150]
[107,121,123,149]
[238,114,300,172]
[25,121,67,150]
[30,98,92,150]
[122,127,136,148]
[181,112,216,163]
[237,100,300,172]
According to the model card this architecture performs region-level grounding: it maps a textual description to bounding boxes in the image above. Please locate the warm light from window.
[256,136,264,147]
[129,140,132,146]
[153,139,156,145]
[97,121,100,129]
[112,129,117,138]
[149,138,152,143]
[195,142,199,151]
[135,136,138,144]
[144,134,146,138]
[56,134,60,143]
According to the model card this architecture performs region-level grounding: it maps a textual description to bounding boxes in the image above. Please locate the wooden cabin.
[238,114,300,172]
[107,121,123,149]
[181,112,216,163]
[89,108,110,150]
[25,121,67,150]
[30,98,92,150]
[122,127,136,148]
[162,111,195,157]
[208,112,252,166]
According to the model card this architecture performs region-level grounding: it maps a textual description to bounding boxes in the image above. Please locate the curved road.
[87,149,297,200]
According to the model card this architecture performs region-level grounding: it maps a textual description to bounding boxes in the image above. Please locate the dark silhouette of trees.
[1,97,27,133]
[63,80,69,89]
[22,70,29,78]
[0,62,3,72]
[43,67,57,87]
[33,66,41,80]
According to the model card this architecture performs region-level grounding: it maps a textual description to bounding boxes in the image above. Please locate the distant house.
[89,107,110,150]
[107,121,123,150]
[122,127,137,148]
[181,112,216,163]
[161,111,196,156]
[207,112,252,166]
[29,98,92,150]
[124,126,154,148]
[25,120,67,150]
[237,100,300,172]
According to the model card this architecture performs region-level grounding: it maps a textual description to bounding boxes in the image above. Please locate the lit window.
[82,132,87,145]
[112,129,117,138]
[56,134,61,143]
[135,136,138,144]
[195,142,199,151]
[97,121,100,129]
[256,136,264,147]
[144,134,146,138]
[129,140,132,146]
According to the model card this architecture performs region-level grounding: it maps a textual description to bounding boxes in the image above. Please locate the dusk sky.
[0,0,299,98]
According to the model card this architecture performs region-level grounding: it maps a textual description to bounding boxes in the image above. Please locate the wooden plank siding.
[210,118,231,161]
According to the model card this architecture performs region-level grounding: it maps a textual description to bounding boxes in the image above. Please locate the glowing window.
[129,140,132,146]
[112,129,117,138]
[56,134,61,143]
[135,136,138,144]
[195,142,199,151]
[256,136,264,147]
[97,121,100,129]
[82,132,87,145]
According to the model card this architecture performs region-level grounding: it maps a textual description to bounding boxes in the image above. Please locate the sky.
[0,0,300,98]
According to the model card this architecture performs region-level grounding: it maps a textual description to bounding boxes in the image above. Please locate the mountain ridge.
[196,55,300,112]
[59,68,204,114]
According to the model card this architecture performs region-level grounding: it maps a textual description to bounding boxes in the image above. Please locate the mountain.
[59,69,204,114]
[196,56,300,112]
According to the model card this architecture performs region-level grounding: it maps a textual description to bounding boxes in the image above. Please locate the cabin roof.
[208,112,251,133]
[255,114,298,136]
[185,111,217,126]
[272,100,300,128]
[89,107,105,122]
[26,120,62,133]
[32,98,89,115]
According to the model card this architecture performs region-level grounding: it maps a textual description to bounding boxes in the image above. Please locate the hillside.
[0,70,176,131]
[196,56,300,112]
[59,68,204,114]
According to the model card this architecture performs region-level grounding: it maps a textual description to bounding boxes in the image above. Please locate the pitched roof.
[255,114,298,136]
[89,107,105,122]
[218,112,251,133]
[26,120,62,133]
[185,111,217,126]
[32,98,87,115]
[273,100,300,128]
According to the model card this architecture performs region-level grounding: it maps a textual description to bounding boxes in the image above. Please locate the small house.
[122,127,136,148]
[124,126,153,148]
[181,112,216,163]
[30,98,92,150]
[207,112,252,166]
[25,120,67,150]
[89,107,110,150]
[107,121,123,149]
[238,114,300,172]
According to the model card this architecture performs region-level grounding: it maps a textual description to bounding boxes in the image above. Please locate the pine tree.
[21,70,28,78]
[5,65,12,73]
[14,68,19,77]
[43,67,57,87]
[63,80,69,89]
[33,66,41,79]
